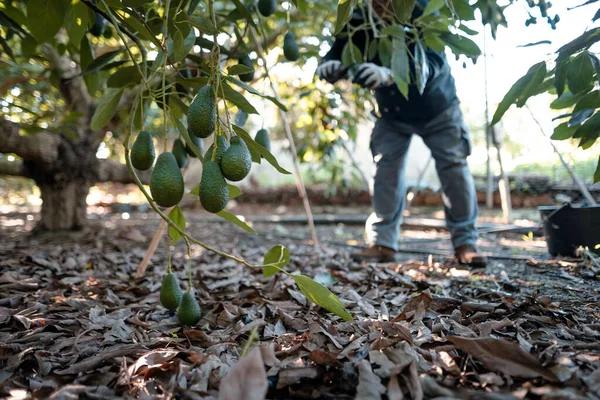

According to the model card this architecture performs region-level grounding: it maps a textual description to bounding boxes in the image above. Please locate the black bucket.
[539,204,600,257]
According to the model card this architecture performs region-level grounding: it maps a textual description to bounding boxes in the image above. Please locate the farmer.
[316,1,487,266]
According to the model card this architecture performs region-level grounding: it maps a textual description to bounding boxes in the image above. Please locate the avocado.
[238,53,255,83]
[199,161,229,213]
[90,13,106,37]
[172,139,188,168]
[150,152,185,207]
[131,131,155,170]
[177,291,201,326]
[283,31,300,61]
[254,128,271,152]
[187,85,215,138]
[220,136,252,181]
[258,0,277,17]
[184,134,204,157]
[204,135,229,163]
[160,273,183,310]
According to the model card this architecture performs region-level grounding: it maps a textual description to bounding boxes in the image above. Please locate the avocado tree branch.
[0,120,62,165]
[96,159,150,184]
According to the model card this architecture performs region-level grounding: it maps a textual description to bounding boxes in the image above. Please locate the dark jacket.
[321,1,458,123]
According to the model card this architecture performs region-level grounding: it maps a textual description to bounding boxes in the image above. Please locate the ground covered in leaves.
[1,207,600,399]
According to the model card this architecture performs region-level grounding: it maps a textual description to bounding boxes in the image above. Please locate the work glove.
[352,63,393,90]
[316,60,345,84]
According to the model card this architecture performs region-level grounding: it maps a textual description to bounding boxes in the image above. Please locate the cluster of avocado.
[131,85,271,215]
[160,273,201,326]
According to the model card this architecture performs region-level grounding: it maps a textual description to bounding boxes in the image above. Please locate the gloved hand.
[352,63,393,89]
[316,60,345,84]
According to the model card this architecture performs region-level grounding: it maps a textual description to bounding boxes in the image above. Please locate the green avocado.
[150,152,185,207]
[258,0,277,17]
[254,128,271,152]
[172,139,188,168]
[199,161,229,213]
[131,131,155,170]
[204,135,229,164]
[90,13,106,37]
[187,85,215,138]
[220,136,252,182]
[238,53,255,83]
[177,291,201,326]
[160,273,183,310]
[283,31,300,61]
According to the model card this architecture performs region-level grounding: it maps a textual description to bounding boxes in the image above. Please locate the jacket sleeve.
[321,35,348,63]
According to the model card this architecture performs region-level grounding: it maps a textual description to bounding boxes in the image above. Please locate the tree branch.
[97,159,150,184]
[0,119,61,164]
[0,158,30,178]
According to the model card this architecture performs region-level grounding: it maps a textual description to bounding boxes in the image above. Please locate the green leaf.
[367,40,378,60]
[168,205,186,243]
[65,1,90,48]
[551,122,577,140]
[292,275,352,321]
[227,77,288,111]
[0,36,14,61]
[439,32,481,57]
[567,51,595,94]
[568,109,594,127]
[170,110,204,162]
[421,0,444,17]
[341,40,362,67]
[230,0,257,28]
[216,210,256,233]
[335,0,357,35]
[392,0,416,23]
[232,125,292,174]
[228,64,254,76]
[82,50,124,75]
[556,28,600,61]
[452,0,475,20]
[551,91,588,110]
[26,0,69,43]
[263,245,290,277]
[554,58,569,97]
[169,27,186,63]
[189,16,220,35]
[228,184,242,200]
[377,37,392,67]
[80,35,99,96]
[91,88,125,130]
[491,61,546,125]
[106,66,141,88]
[573,111,600,148]
[414,39,430,95]
[458,24,479,36]
[122,0,154,6]
[574,90,600,112]
[391,35,409,99]
[594,156,600,183]
[221,83,258,114]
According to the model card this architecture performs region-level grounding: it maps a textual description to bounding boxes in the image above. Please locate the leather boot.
[455,244,487,267]
[351,245,396,263]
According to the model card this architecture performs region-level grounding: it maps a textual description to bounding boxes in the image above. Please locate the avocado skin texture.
[160,273,183,310]
[199,161,229,213]
[188,85,215,139]
[185,135,204,157]
[220,137,252,182]
[254,128,271,152]
[131,131,155,170]
[238,53,255,83]
[172,139,188,168]
[90,13,106,37]
[150,152,185,207]
[283,32,300,61]
[204,136,229,164]
[177,292,201,326]
[258,0,277,16]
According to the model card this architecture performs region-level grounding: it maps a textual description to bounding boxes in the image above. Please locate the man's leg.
[420,104,486,266]
[355,118,413,261]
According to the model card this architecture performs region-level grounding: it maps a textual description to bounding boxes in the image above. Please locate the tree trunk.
[37,180,90,231]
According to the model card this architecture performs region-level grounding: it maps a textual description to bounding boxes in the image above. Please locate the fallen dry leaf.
[218,347,268,400]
